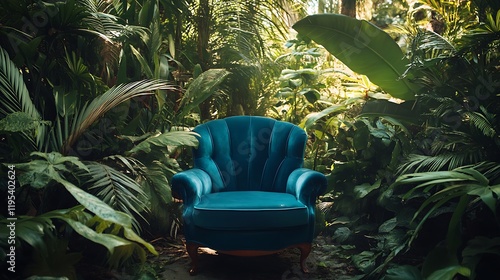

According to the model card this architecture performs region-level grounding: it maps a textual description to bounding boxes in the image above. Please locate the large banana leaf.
[293,14,418,100]
[360,99,424,124]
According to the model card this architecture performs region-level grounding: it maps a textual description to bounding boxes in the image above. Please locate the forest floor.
[143,235,360,280]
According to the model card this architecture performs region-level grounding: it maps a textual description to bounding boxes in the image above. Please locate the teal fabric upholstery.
[172,116,327,253]
[193,191,308,230]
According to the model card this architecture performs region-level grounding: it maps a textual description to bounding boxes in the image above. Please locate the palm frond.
[0,47,40,118]
[62,80,175,154]
[136,161,175,234]
[399,152,484,174]
[417,29,455,51]
[0,46,47,152]
[464,107,497,138]
[82,161,149,232]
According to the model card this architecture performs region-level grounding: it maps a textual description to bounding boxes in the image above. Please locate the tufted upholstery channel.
[193,116,307,192]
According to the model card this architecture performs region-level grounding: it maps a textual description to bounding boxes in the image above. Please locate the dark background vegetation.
[0,0,499,279]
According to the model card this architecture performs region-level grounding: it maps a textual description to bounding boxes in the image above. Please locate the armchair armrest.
[171,168,212,207]
[286,168,327,206]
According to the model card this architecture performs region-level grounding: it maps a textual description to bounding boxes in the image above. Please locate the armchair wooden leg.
[297,243,312,273]
[186,242,200,275]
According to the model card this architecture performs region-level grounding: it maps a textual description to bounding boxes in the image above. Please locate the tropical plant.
[0,4,204,273]
[387,163,500,279]
[293,1,500,278]
[0,149,159,278]
[273,39,324,123]
[293,13,420,101]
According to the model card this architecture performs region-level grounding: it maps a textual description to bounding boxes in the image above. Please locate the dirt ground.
[149,235,358,280]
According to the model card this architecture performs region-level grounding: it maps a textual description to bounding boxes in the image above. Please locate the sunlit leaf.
[293,14,419,100]
[127,130,199,155]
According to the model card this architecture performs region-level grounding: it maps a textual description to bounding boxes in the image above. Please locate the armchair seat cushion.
[193,191,308,230]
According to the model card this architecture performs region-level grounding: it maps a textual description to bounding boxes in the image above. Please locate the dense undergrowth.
[1,0,499,279]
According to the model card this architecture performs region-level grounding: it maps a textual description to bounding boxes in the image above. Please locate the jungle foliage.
[293,1,500,279]
[0,0,499,279]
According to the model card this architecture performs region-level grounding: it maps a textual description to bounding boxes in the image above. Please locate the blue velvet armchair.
[171,116,327,275]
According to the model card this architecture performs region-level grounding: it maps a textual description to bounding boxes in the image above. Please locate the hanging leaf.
[378,217,397,233]
[127,130,199,155]
[293,14,419,100]
[177,69,230,119]
[300,104,347,130]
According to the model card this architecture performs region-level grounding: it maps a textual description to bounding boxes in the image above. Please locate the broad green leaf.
[56,176,132,227]
[293,14,419,100]
[1,215,54,250]
[378,217,397,233]
[138,0,155,26]
[300,104,346,130]
[427,266,471,280]
[123,227,157,255]
[15,153,132,226]
[49,207,157,257]
[352,251,376,273]
[467,187,497,214]
[17,159,56,188]
[354,179,381,198]
[63,217,131,253]
[130,45,153,78]
[299,88,320,104]
[458,167,489,185]
[383,265,422,280]
[15,152,88,188]
[333,227,351,242]
[127,130,199,154]
[177,69,230,119]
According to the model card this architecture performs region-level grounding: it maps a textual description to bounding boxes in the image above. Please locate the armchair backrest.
[193,116,307,192]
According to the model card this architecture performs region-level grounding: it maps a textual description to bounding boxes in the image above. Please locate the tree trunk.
[197,0,211,70]
[197,0,212,119]
[341,0,356,18]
